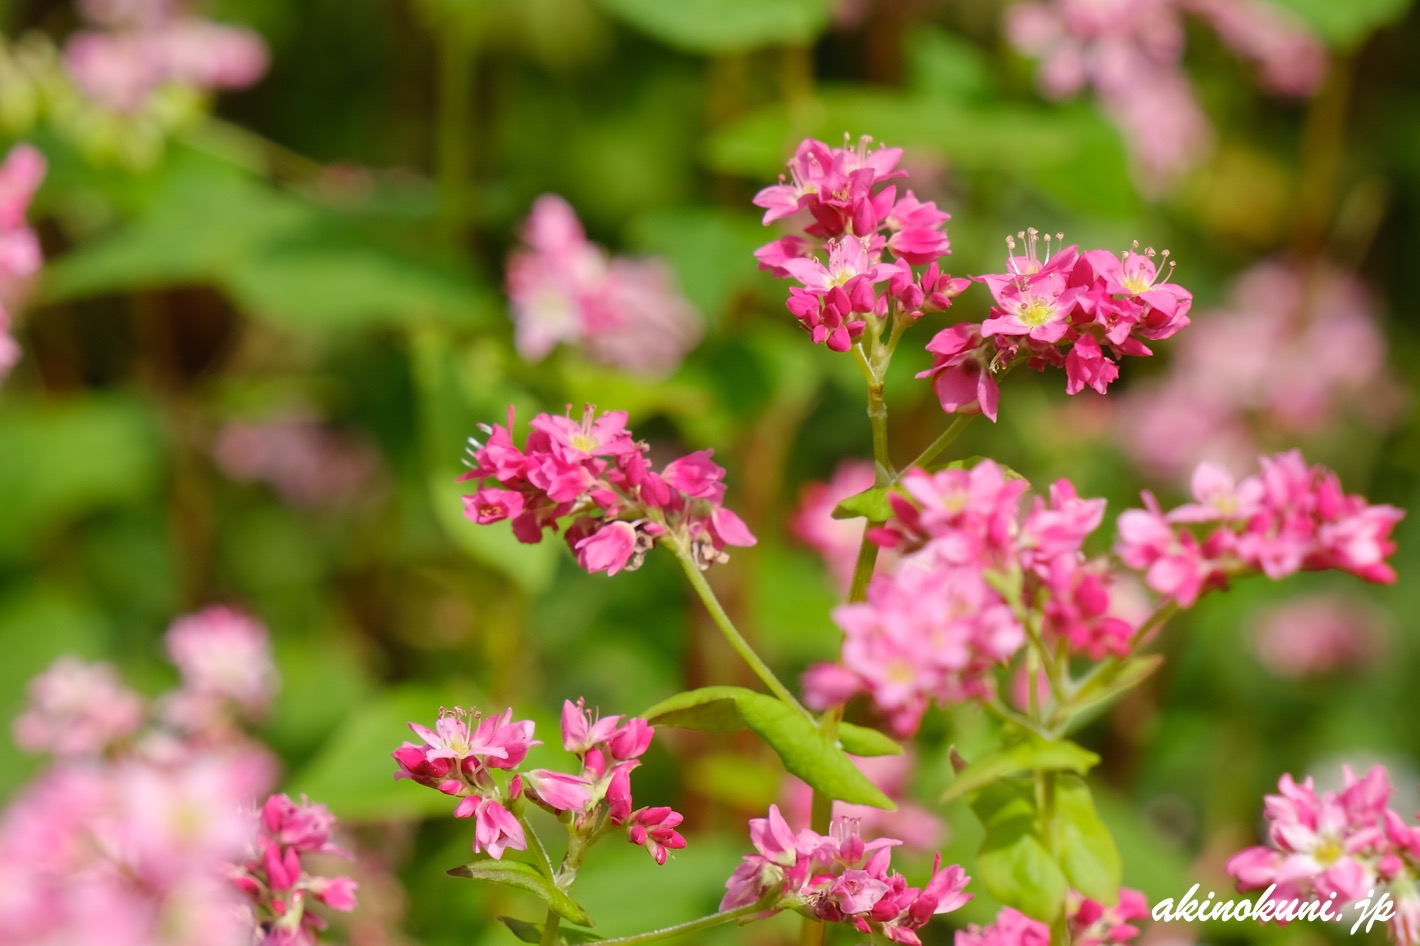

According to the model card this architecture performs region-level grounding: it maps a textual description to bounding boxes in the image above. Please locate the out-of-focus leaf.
[499,917,602,945]
[448,860,593,926]
[644,686,895,809]
[837,722,903,757]
[970,779,1067,922]
[1269,0,1411,47]
[708,92,1137,217]
[284,684,479,821]
[1069,655,1164,717]
[596,0,831,54]
[942,735,1099,804]
[0,587,109,803]
[0,395,163,559]
[626,206,772,326]
[410,331,557,594]
[42,148,494,329]
[906,28,997,102]
[1053,775,1121,904]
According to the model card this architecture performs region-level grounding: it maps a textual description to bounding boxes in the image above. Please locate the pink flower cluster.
[393,699,685,866]
[459,404,755,574]
[805,461,1137,735]
[65,0,269,113]
[1250,593,1385,679]
[754,135,967,351]
[921,234,1192,422]
[1006,0,1324,186]
[213,411,383,508]
[1116,452,1404,608]
[233,795,359,946]
[721,804,971,945]
[506,194,701,376]
[1227,763,1420,942]
[0,143,44,383]
[956,890,1149,946]
[1115,260,1403,481]
[0,606,354,946]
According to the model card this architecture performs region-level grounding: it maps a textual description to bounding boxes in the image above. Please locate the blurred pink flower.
[0,143,44,383]
[1006,0,1324,188]
[1250,593,1385,678]
[64,2,269,114]
[791,459,899,592]
[165,606,278,720]
[12,656,146,757]
[506,195,701,376]
[1118,261,1403,481]
[213,411,382,508]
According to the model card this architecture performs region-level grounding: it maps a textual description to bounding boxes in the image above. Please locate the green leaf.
[1069,655,1164,716]
[448,860,594,927]
[837,722,903,757]
[970,780,1067,922]
[1053,775,1122,904]
[830,485,893,521]
[644,686,895,809]
[499,916,603,944]
[410,331,557,594]
[941,735,1098,804]
[1268,0,1411,47]
[596,0,831,54]
[285,685,479,821]
[0,395,164,560]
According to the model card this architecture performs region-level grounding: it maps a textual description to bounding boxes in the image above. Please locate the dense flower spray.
[802,450,1400,737]
[1006,0,1324,186]
[394,698,685,865]
[0,606,357,946]
[459,404,755,573]
[1226,763,1420,945]
[722,804,971,945]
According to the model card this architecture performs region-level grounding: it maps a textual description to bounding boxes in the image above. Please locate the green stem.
[540,910,562,946]
[901,413,975,476]
[517,813,556,881]
[669,538,812,720]
[593,896,779,946]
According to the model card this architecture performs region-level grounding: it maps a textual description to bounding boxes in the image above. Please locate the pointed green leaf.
[830,485,893,521]
[499,917,602,944]
[448,860,593,926]
[1053,775,1121,904]
[941,735,1099,804]
[969,780,1067,922]
[837,722,903,757]
[642,685,753,732]
[644,686,895,809]
[1069,655,1163,716]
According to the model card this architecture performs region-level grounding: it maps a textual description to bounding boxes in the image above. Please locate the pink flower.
[522,769,593,812]
[830,559,1024,735]
[626,806,687,865]
[1251,594,1385,679]
[462,404,754,573]
[574,521,638,575]
[506,195,701,375]
[918,323,1001,422]
[165,606,277,719]
[470,797,525,859]
[12,657,146,757]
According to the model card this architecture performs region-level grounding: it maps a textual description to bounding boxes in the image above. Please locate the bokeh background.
[3,0,1420,944]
